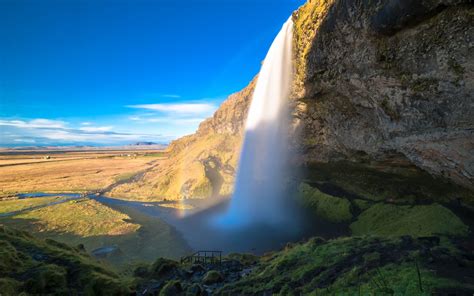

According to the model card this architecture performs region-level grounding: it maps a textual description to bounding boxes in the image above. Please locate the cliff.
[292,0,473,191]
[108,79,255,200]
[110,0,473,204]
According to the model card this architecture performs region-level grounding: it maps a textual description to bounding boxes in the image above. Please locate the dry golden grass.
[0,156,157,197]
[108,134,241,201]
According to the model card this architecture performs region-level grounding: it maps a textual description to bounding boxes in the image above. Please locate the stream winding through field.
[2,192,327,255]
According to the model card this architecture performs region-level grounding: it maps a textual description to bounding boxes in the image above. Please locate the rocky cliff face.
[111,0,473,202]
[292,0,474,194]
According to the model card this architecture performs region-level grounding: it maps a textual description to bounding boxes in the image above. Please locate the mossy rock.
[159,280,183,296]
[350,203,469,237]
[202,270,224,285]
[185,283,204,296]
[297,183,352,223]
[353,199,371,211]
[227,253,258,266]
[133,263,150,278]
[150,258,179,279]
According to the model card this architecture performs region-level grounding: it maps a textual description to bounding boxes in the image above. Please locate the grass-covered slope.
[0,226,131,295]
[297,182,352,223]
[130,235,474,295]
[297,181,471,240]
[217,236,474,295]
[0,197,191,269]
[351,203,469,237]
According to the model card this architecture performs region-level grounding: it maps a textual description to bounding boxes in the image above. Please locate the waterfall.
[218,17,294,228]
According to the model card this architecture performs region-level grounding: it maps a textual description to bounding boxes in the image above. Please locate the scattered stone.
[159,280,182,296]
[185,283,205,296]
[91,245,121,259]
[202,270,223,285]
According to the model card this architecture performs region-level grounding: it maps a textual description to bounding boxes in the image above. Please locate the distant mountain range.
[130,142,158,146]
[0,142,167,152]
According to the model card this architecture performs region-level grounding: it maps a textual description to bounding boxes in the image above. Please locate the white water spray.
[219,17,294,227]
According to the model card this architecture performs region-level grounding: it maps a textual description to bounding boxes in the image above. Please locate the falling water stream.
[218,17,294,227]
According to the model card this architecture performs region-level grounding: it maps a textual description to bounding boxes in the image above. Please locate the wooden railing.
[180,250,222,265]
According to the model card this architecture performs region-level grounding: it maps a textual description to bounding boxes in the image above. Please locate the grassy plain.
[0,197,190,269]
[0,150,164,197]
[0,196,70,214]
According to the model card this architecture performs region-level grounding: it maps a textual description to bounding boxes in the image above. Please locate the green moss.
[25,264,68,294]
[0,240,24,275]
[316,262,468,295]
[350,203,469,237]
[150,258,179,279]
[217,236,473,295]
[297,183,352,223]
[0,225,132,295]
[381,97,401,121]
[185,283,204,296]
[203,270,224,285]
[302,161,473,206]
[303,137,318,146]
[159,280,182,296]
[363,252,381,264]
[226,253,258,267]
[353,199,372,211]
[0,278,21,295]
[82,272,131,296]
[411,77,438,93]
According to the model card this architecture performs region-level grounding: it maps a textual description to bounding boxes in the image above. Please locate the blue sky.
[0,0,304,147]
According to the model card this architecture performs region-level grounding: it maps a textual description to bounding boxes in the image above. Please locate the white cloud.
[129,116,141,121]
[0,119,66,129]
[13,138,36,143]
[79,126,113,132]
[0,117,164,146]
[81,122,92,125]
[127,103,216,115]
